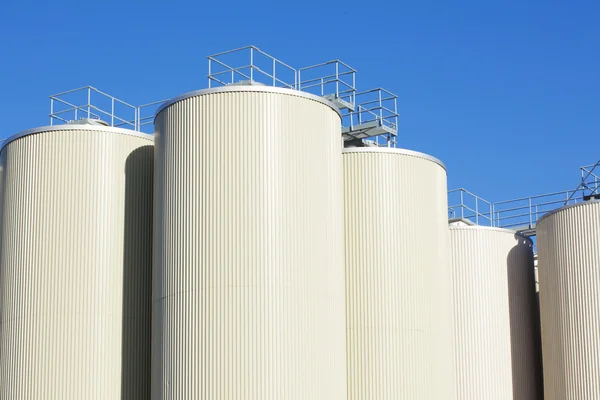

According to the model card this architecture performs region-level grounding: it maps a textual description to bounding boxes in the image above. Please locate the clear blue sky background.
[1,0,599,204]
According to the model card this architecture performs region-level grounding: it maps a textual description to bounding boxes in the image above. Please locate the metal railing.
[447,187,587,233]
[343,88,398,147]
[207,46,297,89]
[448,188,493,226]
[493,190,582,230]
[580,161,600,195]
[565,160,600,203]
[49,86,137,129]
[347,88,398,130]
[493,161,600,230]
[206,46,401,146]
[298,60,356,109]
[137,99,168,132]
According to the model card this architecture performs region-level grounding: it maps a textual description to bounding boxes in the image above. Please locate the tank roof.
[342,147,446,171]
[537,199,600,226]
[448,224,533,244]
[1,124,153,153]
[154,85,342,120]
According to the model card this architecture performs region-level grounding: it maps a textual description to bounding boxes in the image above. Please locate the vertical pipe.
[358,106,362,126]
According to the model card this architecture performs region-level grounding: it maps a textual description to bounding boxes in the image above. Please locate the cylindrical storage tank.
[343,148,456,400]
[537,200,600,399]
[449,226,543,400]
[0,124,154,399]
[153,86,347,399]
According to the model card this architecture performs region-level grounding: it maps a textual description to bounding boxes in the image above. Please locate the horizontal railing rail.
[448,188,494,226]
[49,86,137,129]
[208,45,297,89]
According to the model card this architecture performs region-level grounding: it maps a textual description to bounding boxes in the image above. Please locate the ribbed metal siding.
[0,128,154,400]
[537,201,600,399]
[343,149,456,400]
[153,88,347,399]
[449,227,543,400]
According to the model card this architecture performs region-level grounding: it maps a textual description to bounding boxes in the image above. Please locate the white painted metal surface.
[537,200,600,399]
[450,226,543,399]
[343,148,456,400]
[153,86,347,399]
[0,126,154,399]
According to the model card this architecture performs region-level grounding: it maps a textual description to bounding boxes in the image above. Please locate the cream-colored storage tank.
[0,123,154,399]
[153,86,347,399]
[449,226,543,400]
[343,148,455,400]
[537,200,600,399]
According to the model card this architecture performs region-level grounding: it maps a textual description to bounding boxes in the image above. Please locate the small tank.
[152,85,347,399]
[449,226,543,399]
[343,147,456,400]
[0,122,154,399]
[537,200,600,399]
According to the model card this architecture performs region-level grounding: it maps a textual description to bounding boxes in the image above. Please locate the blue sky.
[1,0,599,204]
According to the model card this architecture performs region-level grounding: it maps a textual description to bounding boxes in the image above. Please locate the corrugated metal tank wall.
[449,226,543,400]
[153,86,347,399]
[343,148,456,400]
[0,126,154,399]
[537,200,600,399]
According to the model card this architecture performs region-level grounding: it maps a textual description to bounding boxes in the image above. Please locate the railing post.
[475,195,479,225]
[111,98,115,127]
[378,90,383,123]
[87,87,91,119]
[335,62,339,98]
[528,197,533,228]
[208,58,212,88]
[50,98,54,126]
[394,95,398,129]
[250,47,254,82]
[273,59,276,87]
[460,190,464,219]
